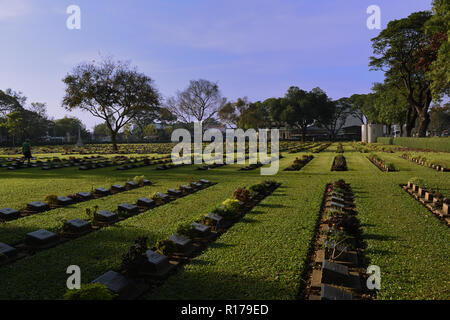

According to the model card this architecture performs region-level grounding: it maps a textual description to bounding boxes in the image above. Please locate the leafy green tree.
[53,116,90,141]
[143,124,157,140]
[370,11,434,137]
[237,101,271,130]
[218,97,250,128]
[315,97,350,140]
[371,83,409,136]
[62,58,160,151]
[0,111,22,146]
[278,87,330,141]
[429,104,450,134]
[424,0,449,101]
[93,123,109,139]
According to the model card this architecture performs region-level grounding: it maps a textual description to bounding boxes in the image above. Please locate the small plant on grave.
[333,180,348,190]
[249,183,266,195]
[329,215,360,236]
[409,177,426,188]
[177,223,201,239]
[44,194,59,206]
[63,283,117,300]
[151,192,165,205]
[133,175,146,186]
[85,205,100,222]
[263,180,278,190]
[119,236,149,277]
[154,239,178,256]
[222,199,241,212]
[386,162,397,172]
[233,187,252,203]
[198,215,215,227]
[326,228,355,250]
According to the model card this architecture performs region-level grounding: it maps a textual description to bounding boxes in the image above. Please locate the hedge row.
[377,137,450,152]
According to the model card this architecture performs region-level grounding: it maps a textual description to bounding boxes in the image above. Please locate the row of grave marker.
[0,179,215,267]
[0,179,153,222]
[89,181,281,300]
[403,181,450,226]
[307,181,368,300]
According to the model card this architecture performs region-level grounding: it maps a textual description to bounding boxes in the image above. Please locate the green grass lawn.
[0,143,449,300]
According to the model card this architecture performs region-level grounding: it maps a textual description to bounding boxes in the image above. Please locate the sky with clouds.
[0,0,433,129]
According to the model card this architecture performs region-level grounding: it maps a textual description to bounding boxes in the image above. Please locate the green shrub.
[154,239,177,256]
[44,194,58,205]
[378,137,450,152]
[63,283,116,300]
[133,175,146,186]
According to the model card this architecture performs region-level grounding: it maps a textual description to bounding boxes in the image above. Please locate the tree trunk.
[405,107,417,137]
[417,108,430,137]
[111,132,118,152]
[301,126,306,142]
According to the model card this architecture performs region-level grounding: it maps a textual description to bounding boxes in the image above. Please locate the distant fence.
[377,137,450,152]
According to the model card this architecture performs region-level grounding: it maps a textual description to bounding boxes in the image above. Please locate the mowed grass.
[0,143,449,300]
[0,153,168,210]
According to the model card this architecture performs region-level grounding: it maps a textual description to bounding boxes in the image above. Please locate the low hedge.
[377,137,450,152]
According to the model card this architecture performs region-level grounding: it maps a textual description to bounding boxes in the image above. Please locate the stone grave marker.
[321,284,352,300]
[25,229,59,247]
[118,203,139,215]
[168,189,182,197]
[26,201,49,212]
[0,208,20,220]
[137,198,155,208]
[95,188,110,196]
[169,234,193,254]
[125,181,138,189]
[63,219,92,235]
[206,213,223,227]
[111,185,125,192]
[143,250,171,274]
[191,222,211,237]
[180,185,193,193]
[155,193,169,203]
[77,192,92,200]
[92,270,135,298]
[57,196,73,205]
[321,260,351,286]
[0,242,17,258]
[97,210,118,223]
[330,201,345,209]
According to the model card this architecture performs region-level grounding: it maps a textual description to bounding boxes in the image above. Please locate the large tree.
[62,58,160,151]
[315,97,350,140]
[371,83,409,136]
[218,97,250,128]
[424,0,449,101]
[166,79,226,131]
[53,116,90,141]
[370,11,435,137]
[237,101,271,130]
[278,87,329,141]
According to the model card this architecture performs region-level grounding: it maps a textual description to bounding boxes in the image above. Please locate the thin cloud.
[0,0,33,21]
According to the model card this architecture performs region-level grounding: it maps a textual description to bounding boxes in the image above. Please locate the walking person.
[22,139,32,165]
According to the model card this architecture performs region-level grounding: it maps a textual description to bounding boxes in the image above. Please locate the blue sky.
[0,0,433,129]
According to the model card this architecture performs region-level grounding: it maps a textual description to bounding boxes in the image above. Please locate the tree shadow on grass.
[363,233,399,241]
[256,203,286,209]
[151,269,293,300]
